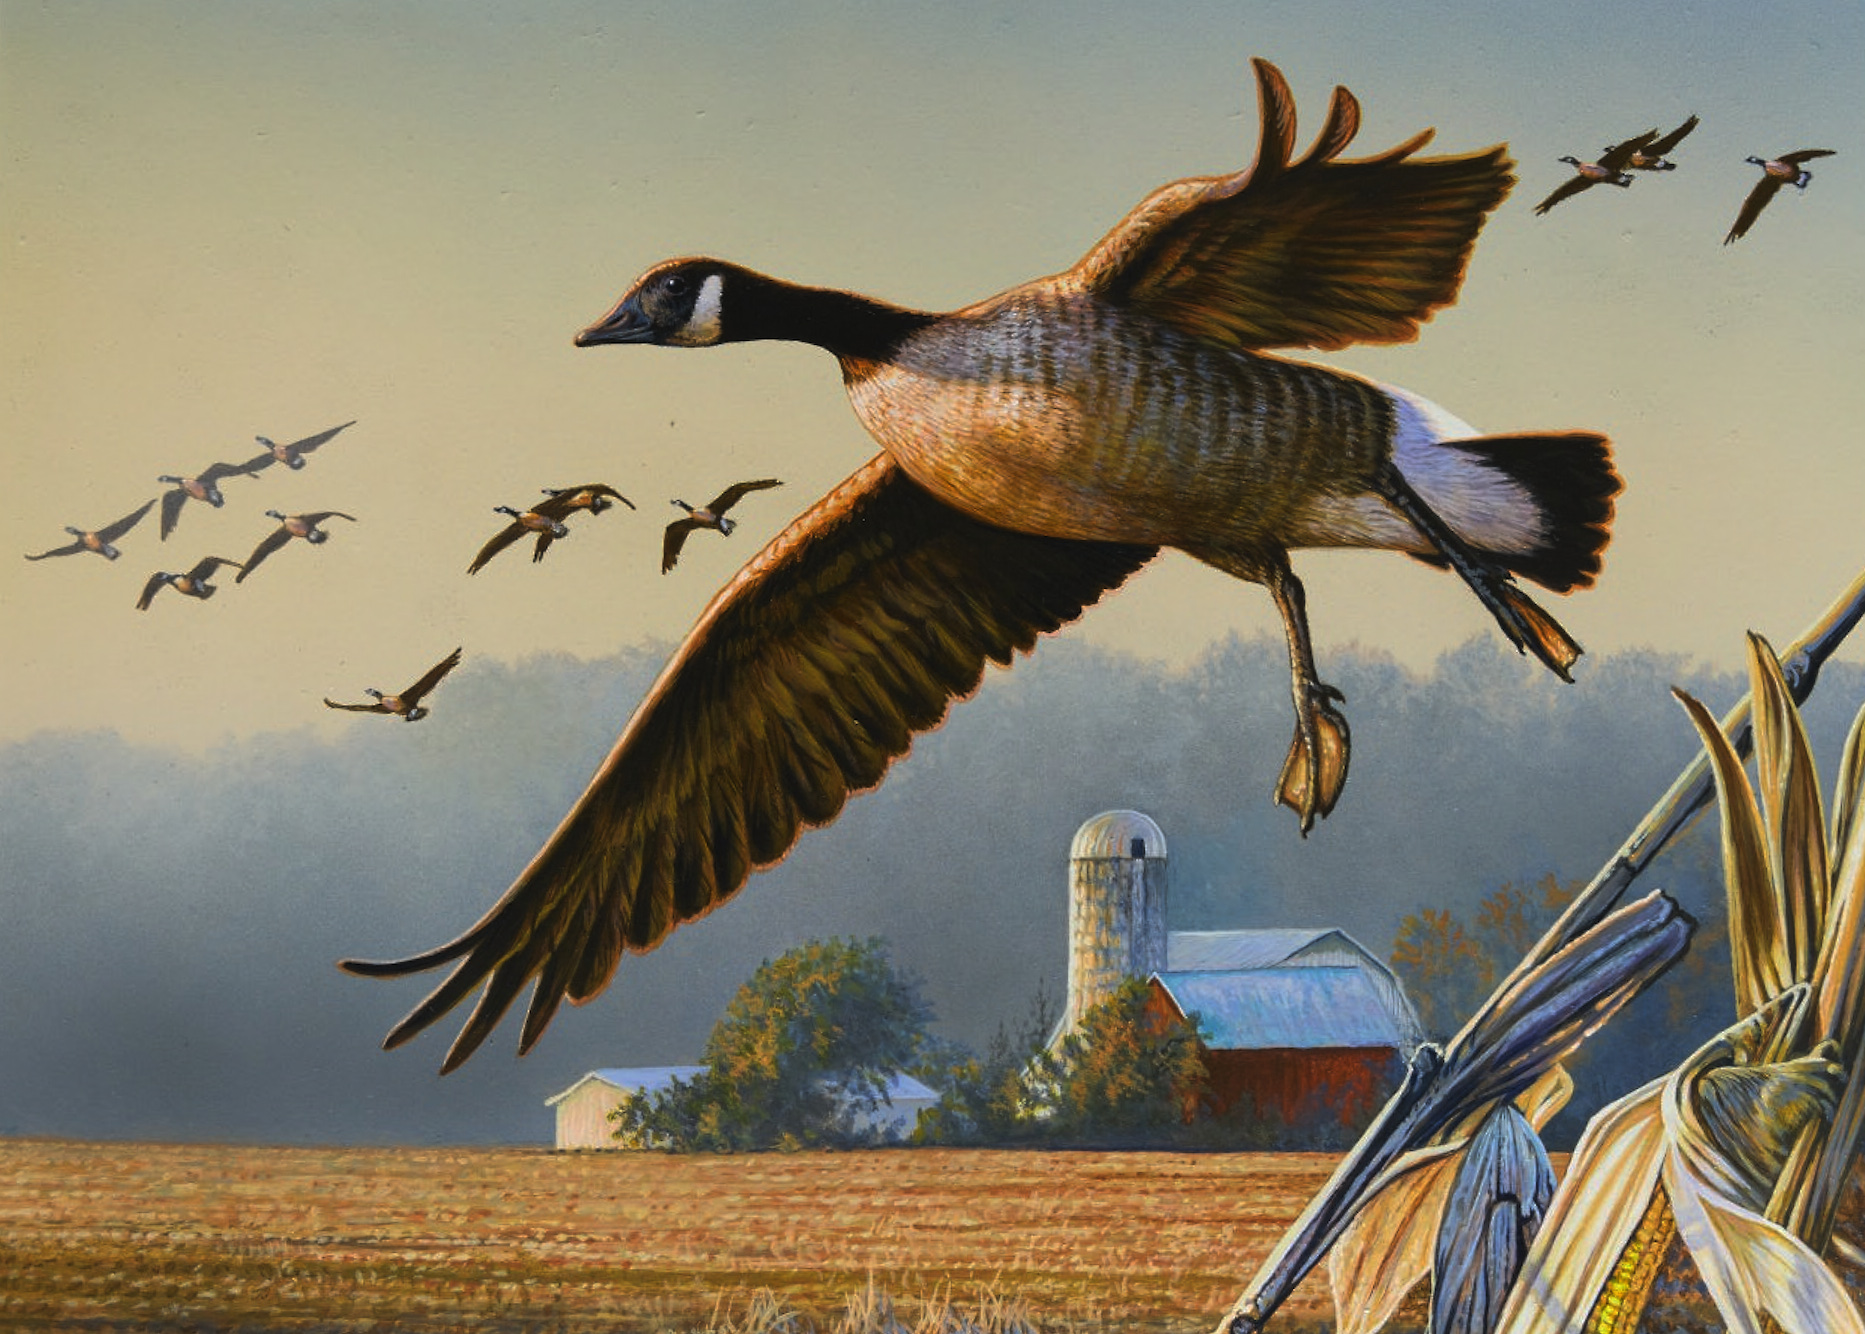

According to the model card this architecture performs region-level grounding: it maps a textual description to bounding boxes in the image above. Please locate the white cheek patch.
[671,274,725,346]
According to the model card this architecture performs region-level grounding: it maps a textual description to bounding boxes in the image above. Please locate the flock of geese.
[23,421,785,721]
[1533,113,1835,243]
[25,57,1839,1074]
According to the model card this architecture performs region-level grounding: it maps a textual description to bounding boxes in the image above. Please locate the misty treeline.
[3,630,1860,1145]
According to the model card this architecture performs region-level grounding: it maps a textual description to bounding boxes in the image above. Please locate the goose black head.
[1558,155,1583,167]
[364,687,384,701]
[266,509,287,522]
[576,258,740,349]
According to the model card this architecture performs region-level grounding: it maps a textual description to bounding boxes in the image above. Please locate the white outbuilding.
[545,1066,941,1149]
[545,1065,706,1150]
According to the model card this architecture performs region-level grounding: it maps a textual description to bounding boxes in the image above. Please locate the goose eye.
[661,273,690,297]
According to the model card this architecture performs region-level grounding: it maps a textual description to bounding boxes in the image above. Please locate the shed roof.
[1152,968,1405,1050]
[545,1065,707,1106]
[545,1067,939,1107]
[1166,928,1370,972]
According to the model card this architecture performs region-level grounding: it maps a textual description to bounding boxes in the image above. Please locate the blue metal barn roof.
[1152,967,1405,1050]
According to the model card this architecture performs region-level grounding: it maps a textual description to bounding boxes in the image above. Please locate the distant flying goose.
[467,485,637,573]
[1607,114,1698,171]
[470,505,565,574]
[157,462,249,539]
[1533,130,1661,214]
[238,421,356,474]
[236,510,357,582]
[135,555,243,609]
[540,483,637,517]
[324,647,463,722]
[341,58,1618,1074]
[662,479,783,572]
[25,498,156,561]
[1725,150,1837,244]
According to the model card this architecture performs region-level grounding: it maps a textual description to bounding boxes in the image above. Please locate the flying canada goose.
[156,462,250,539]
[135,555,243,609]
[1724,150,1837,244]
[237,420,356,475]
[25,498,157,561]
[1606,114,1698,171]
[541,483,637,517]
[1532,129,1661,214]
[235,510,357,583]
[341,58,1619,1073]
[469,505,568,573]
[662,479,783,572]
[324,647,463,722]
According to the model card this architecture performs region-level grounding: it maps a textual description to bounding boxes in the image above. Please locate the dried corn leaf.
[1676,686,1791,1017]
[1745,633,1829,983]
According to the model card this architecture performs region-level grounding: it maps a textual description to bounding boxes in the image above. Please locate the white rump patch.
[1385,384,1544,553]
[672,273,725,346]
[1288,383,1544,554]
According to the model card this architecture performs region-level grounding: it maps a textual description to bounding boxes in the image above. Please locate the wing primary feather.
[346,457,1154,1068]
[1301,84,1362,166]
[1249,56,1298,180]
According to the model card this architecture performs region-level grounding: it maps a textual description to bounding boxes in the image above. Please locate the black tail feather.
[1407,431,1620,593]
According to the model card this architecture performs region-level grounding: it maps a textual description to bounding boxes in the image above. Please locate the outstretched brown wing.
[158,489,188,540]
[400,647,464,705]
[135,572,170,609]
[1725,175,1786,244]
[1069,57,1514,351]
[285,421,355,456]
[707,478,783,515]
[98,498,158,543]
[236,527,293,582]
[1533,173,1597,216]
[1645,115,1699,158]
[661,517,703,573]
[341,455,1156,1072]
[467,521,528,574]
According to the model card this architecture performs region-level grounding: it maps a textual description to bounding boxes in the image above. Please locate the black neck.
[731,271,937,361]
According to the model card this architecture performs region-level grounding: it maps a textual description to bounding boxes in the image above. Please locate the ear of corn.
[1492,637,1865,1334]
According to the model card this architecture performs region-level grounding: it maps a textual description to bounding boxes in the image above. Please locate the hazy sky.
[3,0,1861,752]
[2,4,1864,1146]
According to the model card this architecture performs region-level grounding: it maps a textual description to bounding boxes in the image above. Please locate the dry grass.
[0,1137,1365,1334]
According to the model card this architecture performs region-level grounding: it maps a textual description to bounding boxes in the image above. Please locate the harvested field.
[0,1137,1361,1334]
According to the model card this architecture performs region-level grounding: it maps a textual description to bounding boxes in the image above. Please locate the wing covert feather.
[342,455,1155,1071]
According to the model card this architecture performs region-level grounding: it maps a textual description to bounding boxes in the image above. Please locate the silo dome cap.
[1071,810,1167,859]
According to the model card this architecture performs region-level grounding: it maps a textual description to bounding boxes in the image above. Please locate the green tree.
[916,978,1058,1145]
[1036,978,1207,1144]
[615,937,935,1151]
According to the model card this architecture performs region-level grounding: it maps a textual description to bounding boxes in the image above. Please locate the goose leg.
[1262,554,1351,834]
[1372,458,1582,681]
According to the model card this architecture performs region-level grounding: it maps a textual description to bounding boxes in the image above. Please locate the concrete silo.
[1061,810,1169,1037]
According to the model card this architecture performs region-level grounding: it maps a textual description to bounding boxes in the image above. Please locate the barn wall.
[1200,1047,1402,1128]
[555,1084,627,1150]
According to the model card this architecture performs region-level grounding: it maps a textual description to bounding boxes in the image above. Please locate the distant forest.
[4,631,1860,1147]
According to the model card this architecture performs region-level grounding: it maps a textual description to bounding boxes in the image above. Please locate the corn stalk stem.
[1224,564,1865,1334]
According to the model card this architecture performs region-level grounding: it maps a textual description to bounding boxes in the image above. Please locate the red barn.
[1146,928,1423,1127]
